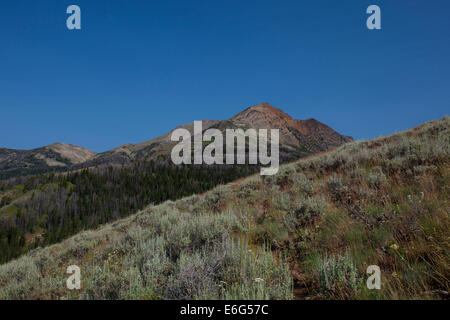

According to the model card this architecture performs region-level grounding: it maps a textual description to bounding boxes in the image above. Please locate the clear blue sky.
[1,0,449,152]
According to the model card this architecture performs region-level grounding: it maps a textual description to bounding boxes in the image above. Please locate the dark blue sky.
[1,0,449,152]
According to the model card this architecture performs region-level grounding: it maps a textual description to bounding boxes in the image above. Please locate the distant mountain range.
[0,103,352,178]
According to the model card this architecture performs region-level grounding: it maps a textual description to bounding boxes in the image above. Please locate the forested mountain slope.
[0,160,259,263]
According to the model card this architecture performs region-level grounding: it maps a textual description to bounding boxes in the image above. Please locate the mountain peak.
[231,103,293,123]
[247,102,279,111]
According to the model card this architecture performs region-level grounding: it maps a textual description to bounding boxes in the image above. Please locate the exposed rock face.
[230,103,353,152]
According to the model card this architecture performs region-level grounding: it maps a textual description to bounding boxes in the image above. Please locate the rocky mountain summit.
[0,103,352,177]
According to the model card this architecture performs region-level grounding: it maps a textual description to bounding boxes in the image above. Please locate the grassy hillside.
[0,116,448,300]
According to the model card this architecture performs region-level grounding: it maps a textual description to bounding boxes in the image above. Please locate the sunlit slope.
[0,116,448,300]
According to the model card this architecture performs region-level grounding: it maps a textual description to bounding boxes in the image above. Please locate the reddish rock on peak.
[230,103,353,152]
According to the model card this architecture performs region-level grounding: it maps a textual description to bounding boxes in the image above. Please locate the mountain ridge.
[0,103,352,178]
[85,103,353,167]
